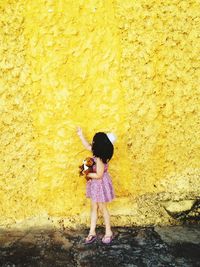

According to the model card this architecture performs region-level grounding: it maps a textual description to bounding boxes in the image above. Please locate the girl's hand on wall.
[77,127,83,137]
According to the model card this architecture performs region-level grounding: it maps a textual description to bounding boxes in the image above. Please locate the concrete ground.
[0,225,200,267]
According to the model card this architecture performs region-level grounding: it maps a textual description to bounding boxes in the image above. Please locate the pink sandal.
[85,234,97,244]
[102,234,114,244]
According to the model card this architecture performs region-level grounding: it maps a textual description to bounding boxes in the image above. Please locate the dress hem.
[86,196,115,203]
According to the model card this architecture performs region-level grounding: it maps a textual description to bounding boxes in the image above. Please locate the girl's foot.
[85,232,97,244]
[102,232,113,244]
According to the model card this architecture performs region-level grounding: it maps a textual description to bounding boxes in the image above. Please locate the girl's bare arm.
[77,127,91,151]
[87,157,104,179]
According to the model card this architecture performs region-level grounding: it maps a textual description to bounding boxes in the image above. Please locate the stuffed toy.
[79,157,95,181]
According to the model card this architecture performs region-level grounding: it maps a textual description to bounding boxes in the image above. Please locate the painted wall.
[0,0,199,229]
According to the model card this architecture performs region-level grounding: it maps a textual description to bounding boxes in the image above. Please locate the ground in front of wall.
[0,225,200,267]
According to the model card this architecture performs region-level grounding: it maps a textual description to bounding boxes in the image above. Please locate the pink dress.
[86,157,115,202]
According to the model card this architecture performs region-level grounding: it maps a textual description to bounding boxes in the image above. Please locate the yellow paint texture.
[0,0,199,228]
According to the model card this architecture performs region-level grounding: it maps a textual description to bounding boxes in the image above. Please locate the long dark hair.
[91,132,114,163]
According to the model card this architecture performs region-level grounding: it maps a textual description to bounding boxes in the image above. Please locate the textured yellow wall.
[117,0,200,191]
[0,0,199,228]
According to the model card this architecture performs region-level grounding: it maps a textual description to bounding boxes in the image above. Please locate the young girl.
[77,127,116,244]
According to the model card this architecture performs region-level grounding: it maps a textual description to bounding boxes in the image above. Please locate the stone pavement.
[0,225,200,267]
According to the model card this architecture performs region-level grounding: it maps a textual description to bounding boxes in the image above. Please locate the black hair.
[91,132,114,163]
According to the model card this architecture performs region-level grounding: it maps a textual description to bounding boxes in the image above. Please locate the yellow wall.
[0,0,199,228]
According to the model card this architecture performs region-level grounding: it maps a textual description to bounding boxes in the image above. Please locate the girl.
[77,127,116,244]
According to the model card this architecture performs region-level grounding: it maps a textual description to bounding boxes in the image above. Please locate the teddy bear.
[79,157,95,181]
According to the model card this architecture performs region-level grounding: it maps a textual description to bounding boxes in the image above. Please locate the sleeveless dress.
[86,157,115,202]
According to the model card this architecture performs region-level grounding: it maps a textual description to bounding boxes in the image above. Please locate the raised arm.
[77,127,92,151]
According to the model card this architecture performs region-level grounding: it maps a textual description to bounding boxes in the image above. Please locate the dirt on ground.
[0,225,200,267]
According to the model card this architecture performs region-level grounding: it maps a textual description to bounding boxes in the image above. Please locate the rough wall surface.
[0,0,40,227]
[0,0,199,229]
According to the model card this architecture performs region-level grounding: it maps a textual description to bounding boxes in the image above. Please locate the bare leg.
[85,200,98,241]
[98,202,112,236]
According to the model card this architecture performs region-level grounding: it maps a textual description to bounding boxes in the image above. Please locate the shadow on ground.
[0,225,200,267]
